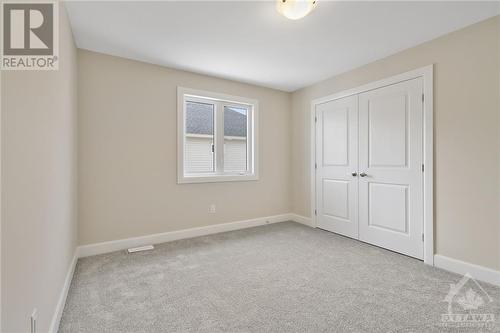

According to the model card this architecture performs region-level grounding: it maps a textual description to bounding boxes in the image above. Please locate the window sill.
[178,173,258,184]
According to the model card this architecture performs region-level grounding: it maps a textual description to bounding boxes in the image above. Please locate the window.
[178,87,258,183]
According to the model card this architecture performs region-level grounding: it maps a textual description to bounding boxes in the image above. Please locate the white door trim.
[310,65,434,265]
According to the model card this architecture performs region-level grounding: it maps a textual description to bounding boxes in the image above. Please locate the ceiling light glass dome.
[276,0,317,20]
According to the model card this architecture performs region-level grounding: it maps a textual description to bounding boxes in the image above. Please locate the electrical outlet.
[30,308,38,333]
[209,204,216,213]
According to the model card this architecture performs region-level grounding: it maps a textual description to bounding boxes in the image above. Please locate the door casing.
[310,65,434,265]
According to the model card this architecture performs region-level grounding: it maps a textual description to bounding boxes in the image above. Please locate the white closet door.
[315,95,358,238]
[358,78,424,259]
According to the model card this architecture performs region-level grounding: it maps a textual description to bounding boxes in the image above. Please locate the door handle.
[359,172,367,177]
[351,172,357,177]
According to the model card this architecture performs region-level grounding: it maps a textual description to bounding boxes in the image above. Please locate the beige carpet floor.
[59,222,500,332]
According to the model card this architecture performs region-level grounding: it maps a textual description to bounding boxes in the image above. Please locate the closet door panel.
[358,78,424,259]
[315,95,359,239]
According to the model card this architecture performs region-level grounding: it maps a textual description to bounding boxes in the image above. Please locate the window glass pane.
[185,101,214,173]
[224,106,247,172]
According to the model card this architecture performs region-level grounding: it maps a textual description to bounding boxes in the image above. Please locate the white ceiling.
[64,1,500,92]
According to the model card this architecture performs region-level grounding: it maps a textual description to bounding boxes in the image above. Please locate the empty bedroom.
[1,0,500,332]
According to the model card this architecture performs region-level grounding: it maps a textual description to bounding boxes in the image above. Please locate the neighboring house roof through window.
[186,101,247,137]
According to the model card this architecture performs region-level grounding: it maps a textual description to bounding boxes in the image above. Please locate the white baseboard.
[78,214,300,258]
[49,251,78,333]
[434,254,500,287]
[289,213,313,227]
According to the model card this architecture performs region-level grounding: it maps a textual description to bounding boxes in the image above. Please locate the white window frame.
[177,87,259,184]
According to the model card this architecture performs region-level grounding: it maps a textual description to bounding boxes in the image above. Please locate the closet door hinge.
[422,94,424,102]
[315,116,317,123]
[422,233,424,242]
[315,163,317,170]
[422,164,424,172]
[314,209,317,216]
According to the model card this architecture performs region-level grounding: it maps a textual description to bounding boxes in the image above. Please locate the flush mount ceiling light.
[276,0,317,20]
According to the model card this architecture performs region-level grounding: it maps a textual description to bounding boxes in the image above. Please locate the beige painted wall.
[78,50,291,245]
[1,4,78,333]
[291,16,500,270]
